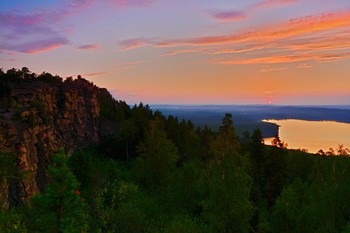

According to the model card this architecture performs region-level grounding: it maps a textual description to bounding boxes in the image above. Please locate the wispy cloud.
[210,10,247,22]
[0,0,156,55]
[77,44,100,50]
[0,6,70,54]
[259,65,288,73]
[284,34,350,52]
[161,48,211,56]
[112,0,155,8]
[161,44,265,57]
[154,11,350,47]
[207,0,299,23]
[70,72,106,77]
[17,39,68,54]
[81,72,107,77]
[217,52,350,65]
[120,38,154,50]
[206,44,267,55]
[253,0,299,9]
[123,9,350,65]
[0,13,70,54]
[64,0,96,14]
[64,0,156,11]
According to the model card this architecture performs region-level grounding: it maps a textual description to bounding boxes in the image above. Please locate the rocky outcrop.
[0,77,111,208]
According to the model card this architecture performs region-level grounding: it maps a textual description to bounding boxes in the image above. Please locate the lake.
[263,119,350,154]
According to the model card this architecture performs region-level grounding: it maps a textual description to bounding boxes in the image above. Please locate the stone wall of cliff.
[0,77,112,208]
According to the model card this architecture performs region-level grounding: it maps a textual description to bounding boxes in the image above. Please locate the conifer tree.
[134,119,178,191]
[204,114,254,233]
[29,150,87,233]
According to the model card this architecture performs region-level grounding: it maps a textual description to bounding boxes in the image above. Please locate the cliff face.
[0,78,111,208]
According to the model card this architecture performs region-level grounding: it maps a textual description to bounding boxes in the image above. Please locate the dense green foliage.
[1,68,350,232]
[28,150,88,233]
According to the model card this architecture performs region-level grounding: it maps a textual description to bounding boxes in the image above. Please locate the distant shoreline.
[151,105,350,138]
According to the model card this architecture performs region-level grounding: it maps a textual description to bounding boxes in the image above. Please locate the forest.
[1,68,350,232]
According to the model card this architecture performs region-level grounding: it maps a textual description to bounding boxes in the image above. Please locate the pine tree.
[133,119,179,191]
[29,150,88,233]
[203,114,254,233]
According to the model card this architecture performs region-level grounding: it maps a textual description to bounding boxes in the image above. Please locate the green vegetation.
[28,150,88,233]
[1,67,350,232]
[0,67,62,88]
[2,107,350,232]
[0,152,17,208]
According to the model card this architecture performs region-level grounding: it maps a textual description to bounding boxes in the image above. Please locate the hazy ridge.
[152,104,350,137]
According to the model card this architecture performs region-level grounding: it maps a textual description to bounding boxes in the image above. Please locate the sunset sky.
[1,0,350,105]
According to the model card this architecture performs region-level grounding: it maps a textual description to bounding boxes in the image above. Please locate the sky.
[1,0,350,105]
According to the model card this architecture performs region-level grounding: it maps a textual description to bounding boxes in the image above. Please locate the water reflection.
[263,119,350,154]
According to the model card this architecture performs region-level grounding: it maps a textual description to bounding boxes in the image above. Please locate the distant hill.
[151,105,350,138]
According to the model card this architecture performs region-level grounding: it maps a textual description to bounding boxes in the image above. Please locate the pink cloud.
[120,9,350,67]
[0,1,108,55]
[1,13,44,26]
[207,0,298,23]
[211,10,247,22]
[0,1,127,55]
[77,44,100,50]
[120,38,153,50]
[24,42,67,54]
[151,10,350,47]
[253,0,299,9]
[0,9,69,54]
[2,37,69,54]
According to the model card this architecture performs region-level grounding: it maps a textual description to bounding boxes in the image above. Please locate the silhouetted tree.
[271,135,288,148]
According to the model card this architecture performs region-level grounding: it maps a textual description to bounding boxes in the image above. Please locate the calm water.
[263,119,350,153]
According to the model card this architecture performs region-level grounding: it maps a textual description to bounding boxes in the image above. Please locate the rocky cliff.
[0,76,115,208]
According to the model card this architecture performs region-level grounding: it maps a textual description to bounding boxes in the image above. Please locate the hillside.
[0,68,122,207]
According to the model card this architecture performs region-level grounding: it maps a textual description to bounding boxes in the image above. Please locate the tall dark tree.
[249,128,265,199]
[264,145,288,208]
[29,150,87,233]
[203,114,254,233]
[133,119,179,191]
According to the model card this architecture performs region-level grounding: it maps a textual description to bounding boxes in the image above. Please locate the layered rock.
[0,77,109,207]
